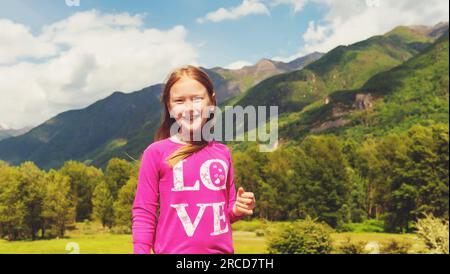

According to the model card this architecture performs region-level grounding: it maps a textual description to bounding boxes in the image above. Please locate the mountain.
[203,52,323,103]
[0,23,447,169]
[245,28,449,145]
[332,30,449,136]
[0,53,322,169]
[402,21,449,40]
[0,124,32,141]
[0,85,163,169]
[225,24,447,117]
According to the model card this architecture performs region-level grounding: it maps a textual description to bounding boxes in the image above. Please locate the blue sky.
[0,0,448,128]
[0,0,324,67]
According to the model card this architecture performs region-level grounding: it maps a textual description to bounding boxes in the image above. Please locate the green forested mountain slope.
[226,25,444,116]
[276,31,449,144]
[0,86,163,169]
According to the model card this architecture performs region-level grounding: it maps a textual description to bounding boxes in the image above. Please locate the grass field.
[0,221,425,254]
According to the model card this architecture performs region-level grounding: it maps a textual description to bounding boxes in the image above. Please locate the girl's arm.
[132,146,160,254]
[226,149,244,224]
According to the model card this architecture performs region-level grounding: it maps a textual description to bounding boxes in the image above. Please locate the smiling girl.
[132,65,256,254]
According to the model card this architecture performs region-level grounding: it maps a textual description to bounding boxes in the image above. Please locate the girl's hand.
[232,187,256,217]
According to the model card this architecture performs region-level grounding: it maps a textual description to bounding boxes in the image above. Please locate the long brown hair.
[155,65,217,167]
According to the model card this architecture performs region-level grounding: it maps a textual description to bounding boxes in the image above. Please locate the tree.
[41,170,76,238]
[113,176,137,229]
[232,148,267,219]
[0,163,26,240]
[264,146,305,220]
[92,181,114,228]
[414,213,449,254]
[298,135,351,227]
[18,162,46,240]
[409,124,449,218]
[346,167,368,223]
[385,124,449,232]
[60,161,104,221]
[105,158,133,198]
[385,184,418,232]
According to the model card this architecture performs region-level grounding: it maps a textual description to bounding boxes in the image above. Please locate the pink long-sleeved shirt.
[132,137,243,254]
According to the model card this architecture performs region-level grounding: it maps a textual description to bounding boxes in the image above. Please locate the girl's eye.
[193,97,203,102]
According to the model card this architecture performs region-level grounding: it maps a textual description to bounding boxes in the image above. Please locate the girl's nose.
[182,106,194,119]
[184,100,194,111]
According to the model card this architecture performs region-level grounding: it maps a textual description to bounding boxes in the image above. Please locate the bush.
[380,239,412,254]
[338,237,367,254]
[414,214,449,254]
[338,219,384,233]
[255,229,265,237]
[111,225,131,234]
[267,217,333,254]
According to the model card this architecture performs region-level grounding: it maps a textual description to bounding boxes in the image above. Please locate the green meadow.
[0,220,424,254]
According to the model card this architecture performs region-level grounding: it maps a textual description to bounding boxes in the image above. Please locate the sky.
[0,0,448,129]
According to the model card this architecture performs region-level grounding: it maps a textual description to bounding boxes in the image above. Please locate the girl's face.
[168,77,214,137]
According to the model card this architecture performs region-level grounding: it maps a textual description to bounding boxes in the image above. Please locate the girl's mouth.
[183,114,200,124]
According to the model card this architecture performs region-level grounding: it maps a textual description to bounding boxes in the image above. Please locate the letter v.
[170,203,213,237]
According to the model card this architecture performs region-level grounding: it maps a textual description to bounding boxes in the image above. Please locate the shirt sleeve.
[132,146,160,254]
[226,148,244,224]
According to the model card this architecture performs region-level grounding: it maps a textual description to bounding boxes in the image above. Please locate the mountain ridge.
[0,52,323,169]
[0,23,447,169]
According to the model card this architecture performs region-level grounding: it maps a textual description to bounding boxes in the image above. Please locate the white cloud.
[197,0,270,23]
[0,122,10,130]
[197,0,306,24]
[0,19,57,65]
[0,10,198,128]
[225,60,253,70]
[276,0,449,61]
[303,20,328,42]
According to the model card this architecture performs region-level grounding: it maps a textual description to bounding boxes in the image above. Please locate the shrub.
[338,237,367,254]
[414,214,449,254]
[380,239,412,254]
[338,219,384,233]
[111,225,131,234]
[267,217,333,254]
[255,229,265,237]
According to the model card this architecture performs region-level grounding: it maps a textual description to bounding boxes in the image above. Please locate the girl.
[132,65,256,254]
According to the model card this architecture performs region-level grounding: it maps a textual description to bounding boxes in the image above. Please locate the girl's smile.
[168,76,215,139]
